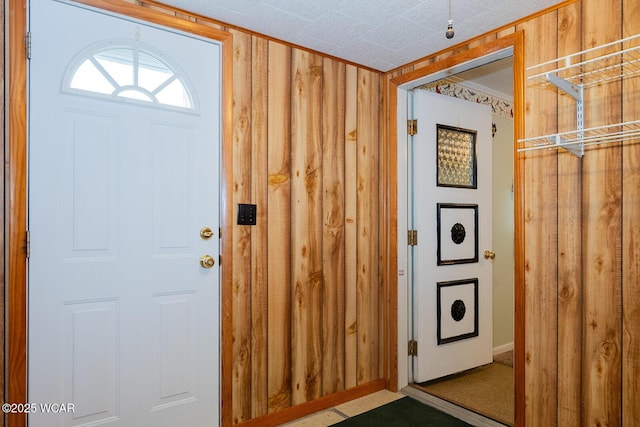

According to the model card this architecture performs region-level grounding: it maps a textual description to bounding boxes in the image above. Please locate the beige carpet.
[413,356,514,426]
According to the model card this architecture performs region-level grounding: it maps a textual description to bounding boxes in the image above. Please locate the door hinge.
[408,340,418,356]
[26,31,32,60]
[408,230,418,246]
[25,230,31,258]
[407,119,418,136]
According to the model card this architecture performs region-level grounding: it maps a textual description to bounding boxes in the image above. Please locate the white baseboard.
[493,342,514,355]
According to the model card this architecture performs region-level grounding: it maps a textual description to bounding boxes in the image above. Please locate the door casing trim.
[385,31,525,426]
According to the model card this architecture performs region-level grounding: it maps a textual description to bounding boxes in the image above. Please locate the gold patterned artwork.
[436,124,477,188]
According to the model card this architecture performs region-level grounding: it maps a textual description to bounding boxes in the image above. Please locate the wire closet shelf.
[518,33,640,157]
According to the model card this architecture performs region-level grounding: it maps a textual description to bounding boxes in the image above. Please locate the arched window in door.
[65,43,197,111]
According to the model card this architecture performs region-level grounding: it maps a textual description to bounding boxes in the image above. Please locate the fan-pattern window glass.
[68,45,195,110]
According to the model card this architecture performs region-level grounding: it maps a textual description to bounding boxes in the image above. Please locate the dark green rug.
[331,397,472,426]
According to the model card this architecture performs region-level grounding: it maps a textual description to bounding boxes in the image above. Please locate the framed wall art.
[436,124,477,189]
[437,203,478,265]
[437,278,479,345]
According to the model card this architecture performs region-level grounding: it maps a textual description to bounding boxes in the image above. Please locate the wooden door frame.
[384,31,525,426]
[5,1,234,426]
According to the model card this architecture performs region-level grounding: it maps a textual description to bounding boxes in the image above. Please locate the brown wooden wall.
[229,38,384,426]
[136,3,386,426]
[386,0,639,425]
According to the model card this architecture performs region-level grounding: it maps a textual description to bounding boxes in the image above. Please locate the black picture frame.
[437,278,479,345]
[436,124,477,189]
[437,203,478,265]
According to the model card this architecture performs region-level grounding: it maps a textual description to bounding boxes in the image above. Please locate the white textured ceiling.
[161,0,564,72]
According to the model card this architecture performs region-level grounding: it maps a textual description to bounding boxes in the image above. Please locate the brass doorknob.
[200,254,216,268]
[200,227,214,240]
[483,250,496,260]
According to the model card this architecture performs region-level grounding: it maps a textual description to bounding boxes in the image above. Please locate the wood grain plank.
[511,30,527,427]
[468,33,498,50]
[321,58,346,396]
[378,73,387,382]
[356,69,380,385]
[519,12,559,427]
[266,41,293,414]
[556,3,583,426]
[622,2,640,424]
[220,23,235,427]
[581,2,623,425]
[344,64,359,390]
[250,35,269,419]
[290,49,324,405]
[230,29,253,424]
[496,26,517,39]
[6,1,28,426]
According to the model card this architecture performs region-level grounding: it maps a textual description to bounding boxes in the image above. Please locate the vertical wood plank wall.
[132,3,384,425]
[385,0,639,425]
[581,2,623,425]
[226,29,381,427]
[556,3,583,426]
[520,12,560,426]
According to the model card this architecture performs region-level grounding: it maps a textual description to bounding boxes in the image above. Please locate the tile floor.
[278,390,405,426]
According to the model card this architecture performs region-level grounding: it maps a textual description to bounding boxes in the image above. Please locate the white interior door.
[410,89,493,383]
[28,1,220,426]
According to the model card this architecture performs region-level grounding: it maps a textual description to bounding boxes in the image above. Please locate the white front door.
[410,89,493,383]
[28,1,221,426]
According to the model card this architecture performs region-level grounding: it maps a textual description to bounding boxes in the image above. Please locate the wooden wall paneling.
[266,41,292,414]
[231,29,253,424]
[581,1,623,425]
[6,0,28,425]
[378,75,387,382]
[555,3,583,426]
[220,25,235,427]
[290,49,324,405]
[519,12,560,426]
[622,0,640,423]
[467,33,498,50]
[321,58,346,396]
[496,26,517,39]
[250,36,269,419]
[356,69,380,385]
[344,64,359,390]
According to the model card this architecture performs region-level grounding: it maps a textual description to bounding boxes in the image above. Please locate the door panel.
[411,90,493,383]
[65,300,119,423]
[28,1,221,426]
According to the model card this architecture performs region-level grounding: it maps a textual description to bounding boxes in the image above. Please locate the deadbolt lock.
[200,227,214,240]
